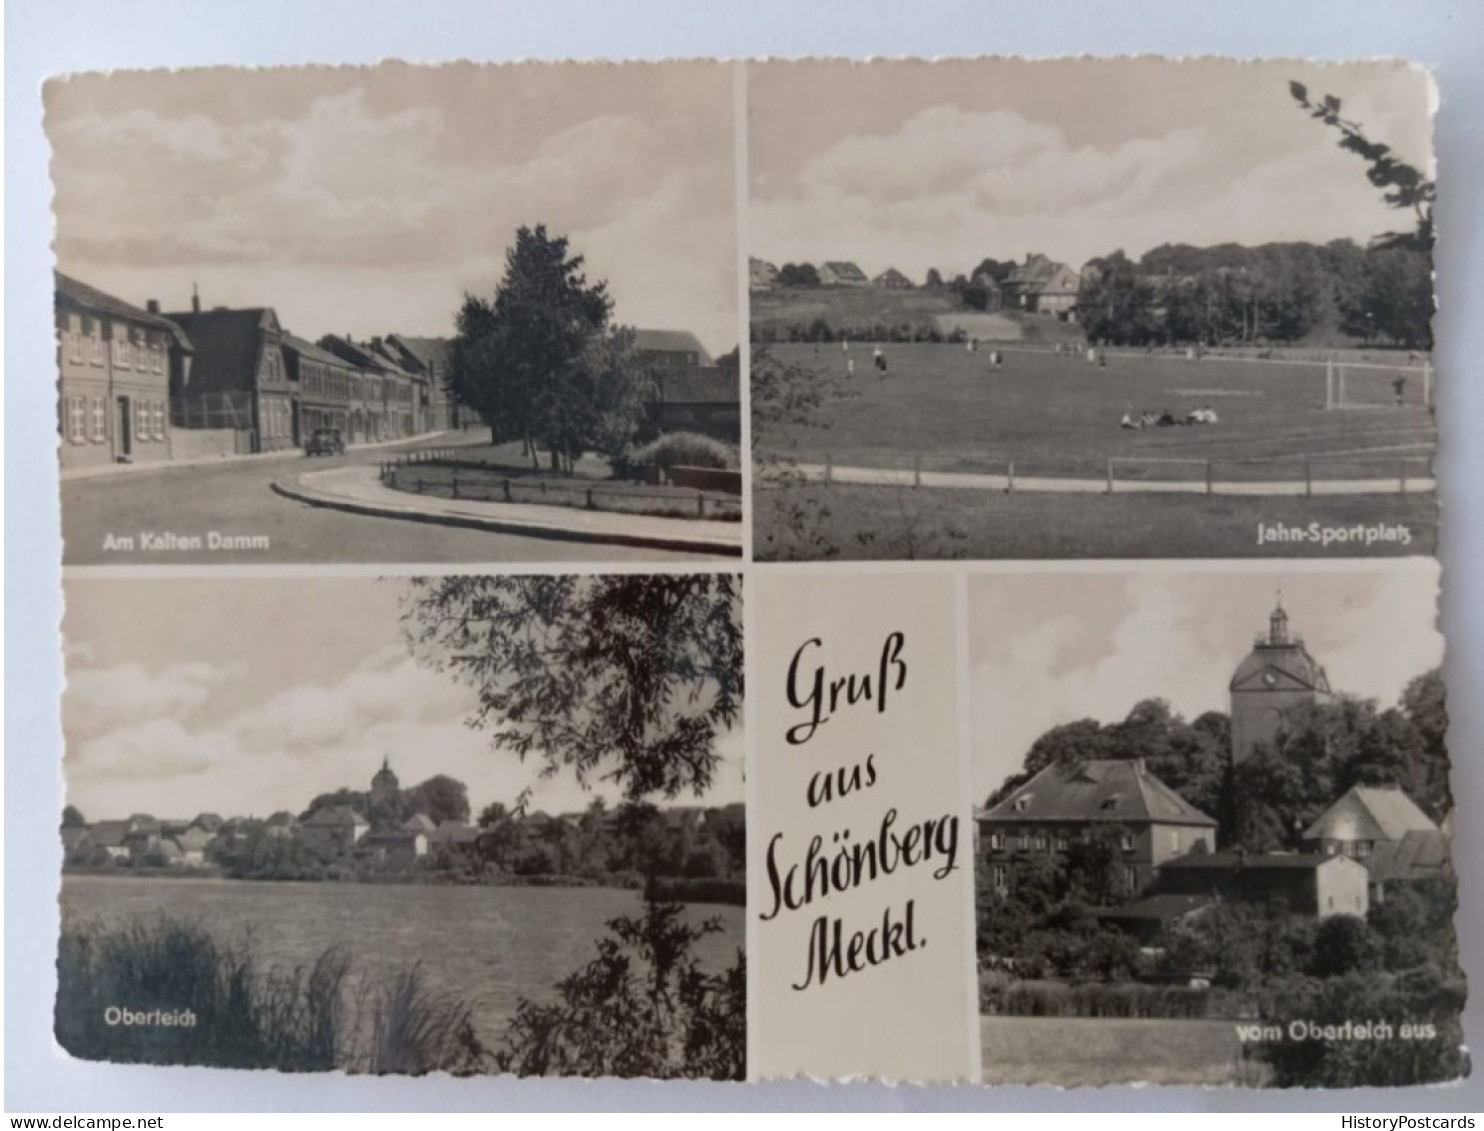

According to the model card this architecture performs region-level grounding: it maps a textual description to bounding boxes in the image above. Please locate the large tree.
[448,225,637,469]
[402,575,742,801]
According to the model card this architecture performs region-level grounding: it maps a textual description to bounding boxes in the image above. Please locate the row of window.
[300,365,411,405]
[62,396,166,446]
[985,828,1186,854]
[63,315,168,375]
[261,397,293,439]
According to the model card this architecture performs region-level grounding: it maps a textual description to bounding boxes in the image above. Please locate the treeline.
[1081,240,1433,350]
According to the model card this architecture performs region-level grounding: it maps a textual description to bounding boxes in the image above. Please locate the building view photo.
[966,566,1461,1088]
[748,59,1437,561]
[49,62,742,565]
[57,573,746,1079]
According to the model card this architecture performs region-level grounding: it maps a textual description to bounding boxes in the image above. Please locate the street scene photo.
[57,574,746,1078]
[748,59,1437,560]
[967,565,1462,1088]
[48,62,742,564]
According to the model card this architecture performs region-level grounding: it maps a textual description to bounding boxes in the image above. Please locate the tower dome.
[370,756,399,799]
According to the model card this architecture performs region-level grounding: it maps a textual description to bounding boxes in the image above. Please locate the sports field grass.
[980,1015,1266,1087]
[753,482,1437,560]
[757,343,1436,482]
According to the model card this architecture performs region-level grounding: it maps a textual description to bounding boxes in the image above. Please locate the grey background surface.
[8,0,1484,1112]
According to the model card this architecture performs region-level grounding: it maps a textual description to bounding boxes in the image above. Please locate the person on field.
[1393,375,1408,406]
[968,337,978,354]
[1120,410,1138,429]
[873,347,886,374]
[846,357,855,377]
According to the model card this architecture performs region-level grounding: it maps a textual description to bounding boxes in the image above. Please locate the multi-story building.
[55,272,194,471]
[385,335,462,432]
[1003,253,1081,320]
[167,296,297,453]
[976,758,1219,899]
[319,335,422,442]
[281,333,373,442]
[1155,851,1370,919]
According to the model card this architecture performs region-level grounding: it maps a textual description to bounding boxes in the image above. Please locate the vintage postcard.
[47,56,1464,1094]
[748,59,1438,562]
[49,62,743,565]
[56,573,745,1078]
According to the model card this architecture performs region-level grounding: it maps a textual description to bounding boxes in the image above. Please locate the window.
[151,400,165,441]
[87,319,103,366]
[65,315,83,362]
[1053,834,1068,852]
[991,865,1008,894]
[989,832,1004,852]
[65,396,86,443]
[1119,832,1135,852]
[90,397,106,443]
[1169,829,1180,853]
[135,400,149,442]
[152,335,165,374]
[1123,866,1139,893]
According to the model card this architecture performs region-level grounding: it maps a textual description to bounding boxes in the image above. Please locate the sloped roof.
[175,826,215,851]
[981,760,1217,827]
[1231,641,1331,694]
[872,267,913,286]
[821,261,867,281]
[166,308,278,396]
[191,813,224,832]
[635,329,713,365]
[1367,829,1451,884]
[55,271,195,350]
[303,805,368,828]
[1303,785,1439,844]
[282,333,361,371]
[1161,851,1336,872]
[265,811,299,828]
[388,335,452,373]
[89,820,132,848]
[404,813,437,832]
[61,827,94,851]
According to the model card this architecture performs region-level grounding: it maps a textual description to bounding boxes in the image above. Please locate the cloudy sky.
[62,577,743,823]
[45,63,738,355]
[750,58,1434,280]
[968,564,1444,803]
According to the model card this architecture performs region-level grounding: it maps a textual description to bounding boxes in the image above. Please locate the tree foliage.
[402,575,742,801]
[448,225,654,469]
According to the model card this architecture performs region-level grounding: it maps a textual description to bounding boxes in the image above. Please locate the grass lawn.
[980,1015,1266,1087]
[757,343,1436,481]
[753,482,1437,560]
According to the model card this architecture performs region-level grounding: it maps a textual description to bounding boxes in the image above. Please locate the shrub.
[631,432,739,472]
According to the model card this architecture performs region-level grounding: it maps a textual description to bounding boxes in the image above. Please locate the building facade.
[1003,254,1081,319]
[385,335,461,432]
[55,272,194,471]
[1229,601,1334,764]
[1156,852,1370,919]
[977,758,1219,899]
[167,300,296,453]
[281,333,375,442]
[817,261,869,287]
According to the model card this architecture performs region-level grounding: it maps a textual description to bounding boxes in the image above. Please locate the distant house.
[88,821,134,863]
[360,828,428,864]
[404,813,438,835]
[190,812,225,834]
[817,261,868,287]
[386,335,464,432]
[264,811,299,839]
[174,826,215,867]
[636,329,739,444]
[1099,892,1218,946]
[977,758,1218,899]
[281,333,374,445]
[428,820,482,857]
[300,806,370,853]
[1155,851,1370,919]
[1303,785,1451,904]
[166,300,296,452]
[872,267,914,290]
[1002,254,1081,320]
[318,336,422,443]
[55,272,194,471]
[138,835,186,868]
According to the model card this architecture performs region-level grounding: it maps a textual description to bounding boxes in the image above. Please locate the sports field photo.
[747,59,1438,560]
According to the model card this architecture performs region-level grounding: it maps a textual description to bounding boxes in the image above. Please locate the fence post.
[503,478,511,502]
[1106,459,1114,495]
[586,486,594,509]
[1400,460,1407,495]
[1205,459,1213,496]
[415,476,423,495]
[1305,460,1312,498]
[1006,460,1015,494]
[914,452,922,488]
[451,468,459,500]
[697,493,705,519]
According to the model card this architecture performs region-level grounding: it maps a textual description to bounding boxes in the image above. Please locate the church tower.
[370,756,400,808]
[1228,596,1333,764]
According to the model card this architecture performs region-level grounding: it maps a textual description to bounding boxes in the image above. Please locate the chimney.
[146,299,161,314]
[191,283,201,314]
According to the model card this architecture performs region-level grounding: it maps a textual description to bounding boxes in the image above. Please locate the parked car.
[305,428,345,457]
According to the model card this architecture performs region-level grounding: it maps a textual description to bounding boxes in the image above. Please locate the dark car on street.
[305,428,346,457]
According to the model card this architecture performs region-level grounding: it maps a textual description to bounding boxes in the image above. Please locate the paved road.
[62,436,717,566]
